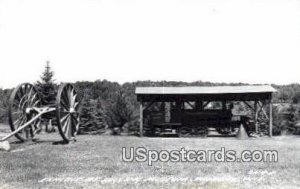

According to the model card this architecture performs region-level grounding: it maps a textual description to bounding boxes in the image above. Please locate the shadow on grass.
[209,134,236,138]
[139,134,237,138]
[10,140,24,144]
[10,139,69,146]
[52,140,69,145]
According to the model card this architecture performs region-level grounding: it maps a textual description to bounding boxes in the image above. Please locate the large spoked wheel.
[8,83,42,142]
[56,83,80,142]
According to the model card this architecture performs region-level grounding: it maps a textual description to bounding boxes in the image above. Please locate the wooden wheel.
[56,83,80,142]
[178,126,191,137]
[8,83,42,141]
[194,126,208,137]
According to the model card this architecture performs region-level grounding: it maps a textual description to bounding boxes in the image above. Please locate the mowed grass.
[0,126,299,189]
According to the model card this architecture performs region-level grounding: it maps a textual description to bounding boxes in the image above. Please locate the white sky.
[0,0,299,88]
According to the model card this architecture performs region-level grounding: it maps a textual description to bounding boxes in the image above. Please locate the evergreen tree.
[79,93,94,133]
[35,61,56,105]
[285,104,298,133]
[0,88,10,123]
[34,61,57,132]
[94,97,107,130]
[292,92,300,104]
[79,92,107,134]
[107,90,136,135]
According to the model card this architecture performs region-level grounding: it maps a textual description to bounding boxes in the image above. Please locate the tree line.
[1,63,300,135]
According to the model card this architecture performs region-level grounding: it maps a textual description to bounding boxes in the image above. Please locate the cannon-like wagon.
[0,83,80,150]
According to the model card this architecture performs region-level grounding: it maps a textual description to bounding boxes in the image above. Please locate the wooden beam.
[258,101,269,120]
[186,101,195,109]
[243,101,255,112]
[254,101,258,133]
[203,101,211,109]
[195,100,203,111]
[143,101,155,111]
[139,103,143,137]
[269,99,273,137]
[222,101,226,110]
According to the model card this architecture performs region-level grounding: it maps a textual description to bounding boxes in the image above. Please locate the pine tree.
[107,90,136,135]
[94,97,107,130]
[79,92,107,134]
[34,61,57,132]
[286,104,297,133]
[79,93,95,133]
[35,61,56,105]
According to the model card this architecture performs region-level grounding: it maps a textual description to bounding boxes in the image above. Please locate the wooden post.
[269,99,273,137]
[139,102,143,137]
[199,100,203,110]
[222,101,226,110]
[254,101,258,133]
[195,100,202,111]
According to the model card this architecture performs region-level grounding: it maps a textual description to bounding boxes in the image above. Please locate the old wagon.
[0,83,80,150]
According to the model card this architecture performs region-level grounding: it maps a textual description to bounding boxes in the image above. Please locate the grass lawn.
[0,126,299,189]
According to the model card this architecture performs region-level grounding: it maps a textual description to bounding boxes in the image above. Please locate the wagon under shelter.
[135,85,276,137]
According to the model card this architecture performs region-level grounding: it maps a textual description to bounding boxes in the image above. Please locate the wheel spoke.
[13,100,20,107]
[13,117,22,125]
[17,116,27,127]
[26,87,33,102]
[28,92,37,105]
[60,114,70,124]
[70,114,78,124]
[64,118,71,138]
[60,101,69,111]
[16,116,27,135]
[12,111,23,115]
[69,118,73,138]
[31,99,41,107]
[71,93,77,108]
[24,84,30,94]
[19,95,27,110]
[62,89,70,108]
[68,88,72,107]
[22,85,28,99]
[62,116,70,133]
[60,110,70,115]
[15,92,21,101]
[70,115,77,136]
[75,120,80,134]
[70,116,74,136]
[19,86,25,97]
[74,102,79,109]
[23,87,34,107]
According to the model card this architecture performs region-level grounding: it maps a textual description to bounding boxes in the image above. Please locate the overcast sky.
[0,0,299,88]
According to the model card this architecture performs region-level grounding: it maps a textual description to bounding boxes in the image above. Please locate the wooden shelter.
[135,85,276,137]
